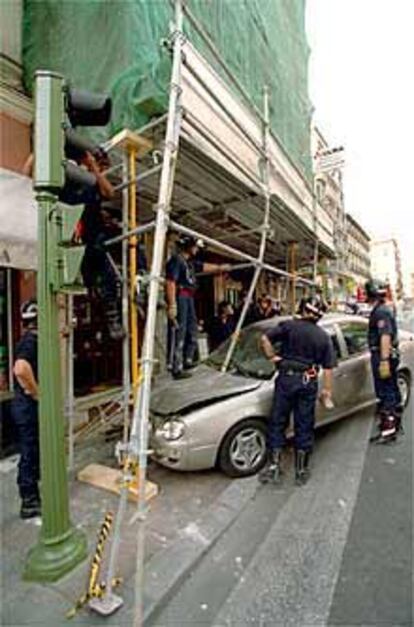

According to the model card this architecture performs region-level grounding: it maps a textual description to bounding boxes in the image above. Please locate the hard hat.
[21,299,38,322]
[177,235,204,250]
[299,296,324,320]
[365,279,387,300]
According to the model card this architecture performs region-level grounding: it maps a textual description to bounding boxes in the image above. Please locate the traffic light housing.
[34,70,112,200]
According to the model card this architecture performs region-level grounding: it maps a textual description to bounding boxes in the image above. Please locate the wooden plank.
[77,463,158,503]
[105,129,153,156]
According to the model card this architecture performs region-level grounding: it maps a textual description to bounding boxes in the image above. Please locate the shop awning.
[0,168,37,270]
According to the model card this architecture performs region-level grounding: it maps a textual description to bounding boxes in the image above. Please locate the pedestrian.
[208,301,235,351]
[365,279,402,442]
[165,236,230,379]
[11,300,40,519]
[259,296,335,485]
[257,294,279,320]
[71,151,124,341]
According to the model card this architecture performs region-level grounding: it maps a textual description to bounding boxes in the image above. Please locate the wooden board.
[104,129,153,156]
[77,463,158,503]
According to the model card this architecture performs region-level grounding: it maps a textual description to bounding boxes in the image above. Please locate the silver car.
[150,314,413,477]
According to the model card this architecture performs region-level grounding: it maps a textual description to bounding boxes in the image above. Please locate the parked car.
[150,314,413,477]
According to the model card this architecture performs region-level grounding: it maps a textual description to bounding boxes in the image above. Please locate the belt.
[178,288,195,297]
[279,362,318,377]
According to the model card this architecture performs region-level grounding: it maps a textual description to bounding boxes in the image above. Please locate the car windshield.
[205,325,277,379]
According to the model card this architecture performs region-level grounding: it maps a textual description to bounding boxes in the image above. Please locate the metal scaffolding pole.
[221,85,271,373]
[168,220,312,284]
[122,156,131,444]
[131,1,184,620]
[93,1,185,621]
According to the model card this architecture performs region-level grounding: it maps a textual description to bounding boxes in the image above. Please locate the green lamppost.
[24,71,87,582]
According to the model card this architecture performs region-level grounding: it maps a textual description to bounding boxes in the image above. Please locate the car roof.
[248,313,368,334]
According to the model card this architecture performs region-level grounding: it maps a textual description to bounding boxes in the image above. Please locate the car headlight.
[156,420,185,441]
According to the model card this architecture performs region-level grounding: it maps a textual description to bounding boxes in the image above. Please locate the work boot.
[172,370,192,380]
[258,449,283,484]
[375,413,398,444]
[295,449,311,486]
[20,495,41,520]
[106,306,125,341]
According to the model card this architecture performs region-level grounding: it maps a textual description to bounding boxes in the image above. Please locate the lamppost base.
[24,526,87,583]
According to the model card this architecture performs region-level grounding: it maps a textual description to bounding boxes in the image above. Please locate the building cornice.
[0,54,33,124]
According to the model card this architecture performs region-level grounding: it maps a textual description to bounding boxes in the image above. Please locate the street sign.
[315,146,345,173]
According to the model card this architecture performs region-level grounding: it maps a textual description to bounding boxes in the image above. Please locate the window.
[339,321,368,356]
[324,325,342,362]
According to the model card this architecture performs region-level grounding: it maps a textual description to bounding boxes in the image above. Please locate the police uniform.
[11,330,40,502]
[166,252,203,375]
[368,301,401,417]
[265,318,335,453]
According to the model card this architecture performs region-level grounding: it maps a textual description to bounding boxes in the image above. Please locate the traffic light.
[33,71,112,202]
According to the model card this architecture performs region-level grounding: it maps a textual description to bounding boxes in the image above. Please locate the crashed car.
[150,314,413,477]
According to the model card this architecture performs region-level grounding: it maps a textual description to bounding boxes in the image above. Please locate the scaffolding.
[63,0,322,621]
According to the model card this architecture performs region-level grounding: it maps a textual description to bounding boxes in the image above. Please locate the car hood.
[150,364,262,416]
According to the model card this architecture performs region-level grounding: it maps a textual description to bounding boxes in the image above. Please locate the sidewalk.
[0,435,254,626]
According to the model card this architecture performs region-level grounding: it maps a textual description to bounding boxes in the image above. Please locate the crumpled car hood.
[150,364,261,416]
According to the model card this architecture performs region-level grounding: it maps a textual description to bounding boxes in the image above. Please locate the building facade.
[370,238,404,301]
[312,126,348,300]
[344,213,371,292]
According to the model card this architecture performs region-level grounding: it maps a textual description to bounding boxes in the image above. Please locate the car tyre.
[218,418,267,478]
[397,370,411,409]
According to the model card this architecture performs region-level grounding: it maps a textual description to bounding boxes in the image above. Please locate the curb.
[143,476,258,624]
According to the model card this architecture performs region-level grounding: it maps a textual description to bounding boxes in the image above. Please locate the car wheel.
[398,370,411,409]
[218,418,267,478]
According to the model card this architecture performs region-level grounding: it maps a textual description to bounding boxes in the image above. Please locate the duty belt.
[177,287,195,297]
[279,360,319,376]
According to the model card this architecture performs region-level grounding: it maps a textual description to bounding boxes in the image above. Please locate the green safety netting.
[23,0,312,179]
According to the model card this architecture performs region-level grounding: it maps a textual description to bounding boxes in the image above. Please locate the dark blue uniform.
[265,319,335,451]
[11,331,39,500]
[368,302,401,415]
[166,253,203,374]
[61,180,120,315]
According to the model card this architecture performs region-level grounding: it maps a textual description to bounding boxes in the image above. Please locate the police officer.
[11,300,40,518]
[166,236,230,379]
[259,296,335,485]
[70,151,124,341]
[366,279,402,442]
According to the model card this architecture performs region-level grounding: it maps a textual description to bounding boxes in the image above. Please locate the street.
[150,393,413,627]
[1,389,412,626]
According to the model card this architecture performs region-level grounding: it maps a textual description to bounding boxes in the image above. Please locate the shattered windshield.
[205,326,278,380]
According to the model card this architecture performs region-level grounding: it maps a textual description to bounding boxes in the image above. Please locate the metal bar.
[129,147,140,395]
[180,0,266,124]
[131,4,184,624]
[121,156,131,445]
[67,294,75,471]
[135,112,168,136]
[104,156,131,603]
[103,221,156,248]
[169,220,313,285]
[113,164,162,192]
[221,85,271,373]
[102,162,123,177]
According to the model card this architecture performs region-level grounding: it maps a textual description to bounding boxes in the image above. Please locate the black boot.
[20,495,41,519]
[258,449,283,484]
[106,305,125,341]
[295,450,311,486]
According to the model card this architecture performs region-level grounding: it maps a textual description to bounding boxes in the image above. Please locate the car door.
[316,323,355,422]
[335,319,374,406]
